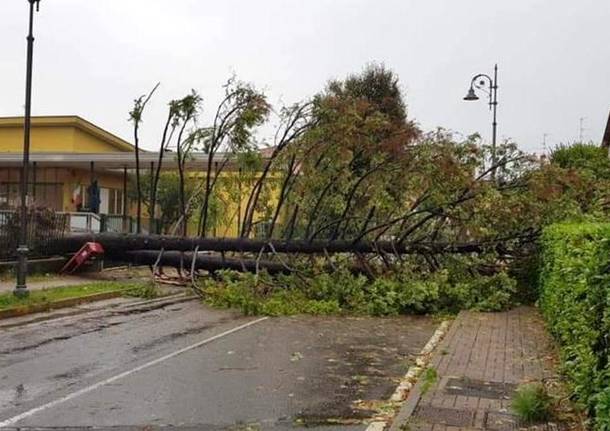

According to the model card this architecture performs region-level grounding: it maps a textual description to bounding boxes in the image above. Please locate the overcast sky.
[1,0,609,153]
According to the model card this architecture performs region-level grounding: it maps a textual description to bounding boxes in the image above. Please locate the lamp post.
[14,0,41,298]
[463,64,499,180]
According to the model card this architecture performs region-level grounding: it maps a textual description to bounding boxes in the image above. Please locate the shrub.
[551,143,610,180]
[438,271,517,312]
[511,383,552,423]
[539,222,610,428]
[201,266,519,318]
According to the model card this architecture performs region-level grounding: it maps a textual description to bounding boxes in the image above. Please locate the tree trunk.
[123,250,291,274]
[53,232,532,256]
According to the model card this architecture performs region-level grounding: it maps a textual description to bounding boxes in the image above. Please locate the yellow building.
[0,116,133,216]
[0,116,274,237]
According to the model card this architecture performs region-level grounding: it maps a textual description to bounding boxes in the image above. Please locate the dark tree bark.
[150,111,176,232]
[54,231,537,257]
[240,103,313,238]
[123,250,291,274]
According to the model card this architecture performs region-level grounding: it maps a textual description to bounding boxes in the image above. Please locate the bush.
[539,222,610,428]
[441,272,517,312]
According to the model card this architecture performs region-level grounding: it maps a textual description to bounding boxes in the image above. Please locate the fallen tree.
[123,250,291,275]
[55,231,537,257]
[48,66,599,284]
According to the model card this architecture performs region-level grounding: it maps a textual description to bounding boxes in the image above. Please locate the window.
[108,189,124,215]
[0,182,63,211]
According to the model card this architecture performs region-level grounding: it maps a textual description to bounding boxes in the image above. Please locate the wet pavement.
[0,297,436,430]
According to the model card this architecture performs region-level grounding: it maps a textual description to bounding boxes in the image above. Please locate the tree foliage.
[124,66,610,297]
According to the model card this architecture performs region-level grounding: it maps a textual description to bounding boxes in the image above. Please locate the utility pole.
[14,0,42,298]
[542,133,549,155]
[579,117,586,142]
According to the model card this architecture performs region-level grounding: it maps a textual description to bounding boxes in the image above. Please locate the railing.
[63,212,101,233]
[100,214,135,234]
[0,209,69,260]
[0,210,143,260]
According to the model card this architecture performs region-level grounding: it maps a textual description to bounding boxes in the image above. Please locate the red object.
[60,242,104,274]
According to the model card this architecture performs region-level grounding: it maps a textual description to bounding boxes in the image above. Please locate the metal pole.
[149,162,154,233]
[122,166,128,232]
[491,64,498,181]
[32,161,37,202]
[15,0,41,297]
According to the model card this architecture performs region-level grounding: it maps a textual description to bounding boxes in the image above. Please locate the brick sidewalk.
[391,306,558,430]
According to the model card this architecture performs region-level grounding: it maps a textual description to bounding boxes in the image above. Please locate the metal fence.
[0,210,69,260]
[0,210,148,261]
[100,214,136,234]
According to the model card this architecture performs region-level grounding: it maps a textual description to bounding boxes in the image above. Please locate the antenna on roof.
[542,133,550,155]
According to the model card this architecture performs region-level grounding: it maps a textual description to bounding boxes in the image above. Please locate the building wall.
[72,129,126,153]
[0,126,77,152]
[0,117,133,153]
[186,172,281,238]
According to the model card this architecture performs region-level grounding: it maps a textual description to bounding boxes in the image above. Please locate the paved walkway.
[391,307,558,430]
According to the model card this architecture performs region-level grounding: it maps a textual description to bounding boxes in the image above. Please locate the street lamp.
[14,0,42,298]
[463,64,499,180]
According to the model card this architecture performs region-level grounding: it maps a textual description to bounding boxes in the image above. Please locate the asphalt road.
[0,295,436,430]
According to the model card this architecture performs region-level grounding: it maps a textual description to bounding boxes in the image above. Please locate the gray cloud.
[1,0,608,153]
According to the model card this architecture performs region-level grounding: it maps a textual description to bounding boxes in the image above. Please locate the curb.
[365,319,453,431]
[390,320,451,402]
[387,319,454,431]
[0,290,124,320]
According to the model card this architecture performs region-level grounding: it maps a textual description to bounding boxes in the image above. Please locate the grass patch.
[420,367,438,395]
[0,281,156,313]
[122,282,159,299]
[511,383,552,423]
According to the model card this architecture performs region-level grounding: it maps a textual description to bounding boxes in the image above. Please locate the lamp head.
[463,87,479,101]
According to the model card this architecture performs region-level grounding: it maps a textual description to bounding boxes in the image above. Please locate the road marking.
[0,316,269,428]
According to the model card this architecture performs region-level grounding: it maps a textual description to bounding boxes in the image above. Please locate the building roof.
[0,115,134,152]
[0,151,236,172]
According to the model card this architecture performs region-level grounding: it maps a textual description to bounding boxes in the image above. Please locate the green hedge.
[539,223,610,429]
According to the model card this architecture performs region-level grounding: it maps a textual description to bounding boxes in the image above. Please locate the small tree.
[129,83,159,233]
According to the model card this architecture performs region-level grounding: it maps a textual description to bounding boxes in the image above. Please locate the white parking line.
[0,316,269,428]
